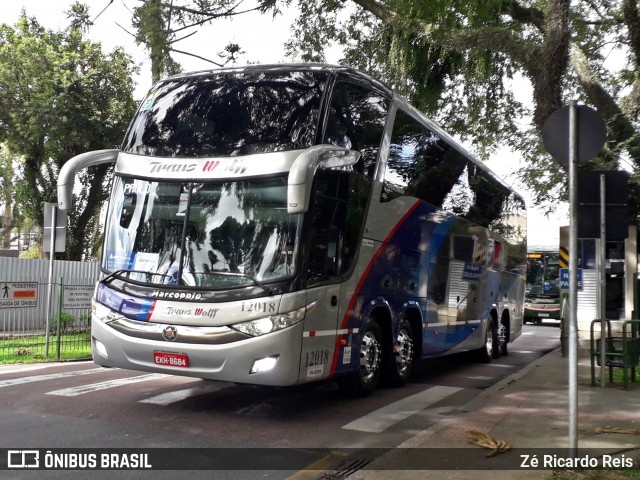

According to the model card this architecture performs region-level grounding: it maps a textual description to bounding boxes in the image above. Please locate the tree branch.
[171,4,272,34]
[500,0,546,34]
[572,43,640,161]
[170,47,225,67]
[623,0,640,68]
[349,0,435,35]
[169,29,197,45]
[349,0,540,70]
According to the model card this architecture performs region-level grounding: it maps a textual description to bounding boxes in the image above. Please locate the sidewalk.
[349,348,640,479]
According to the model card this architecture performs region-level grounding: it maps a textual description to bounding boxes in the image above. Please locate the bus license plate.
[154,351,189,368]
[538,313,549,317]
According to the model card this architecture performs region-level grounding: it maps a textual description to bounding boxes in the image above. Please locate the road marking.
[46,373,167,397]
[341,386,462,433]
[0,367,108,388]
[0,362,90,375]
[462,375,494,381]
[140,382,230,405]
[511,350,537,354]
[485,363,517,369]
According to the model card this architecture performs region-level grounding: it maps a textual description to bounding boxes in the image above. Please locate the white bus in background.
[58,64,527,396]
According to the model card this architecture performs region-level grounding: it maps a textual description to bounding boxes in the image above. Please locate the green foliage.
[131,1,281,82]
[288,0,640,218]
[46,312,76,336]
[19,246,40,259]
[79,312,91,329]
[65,2,92,33]
[0,13,137,260]
[287,0,527,160]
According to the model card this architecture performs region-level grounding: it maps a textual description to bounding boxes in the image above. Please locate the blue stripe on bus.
[96,284,155,322]
[331,200,477,376]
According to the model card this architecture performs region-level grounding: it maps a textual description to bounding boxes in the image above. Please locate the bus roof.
[158,63,524,204]
[160,63,394,96]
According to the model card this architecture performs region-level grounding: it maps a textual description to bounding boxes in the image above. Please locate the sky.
[3,0,568,249]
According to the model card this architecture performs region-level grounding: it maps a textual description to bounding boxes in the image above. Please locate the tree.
[287,0,640,215]
[128,0,282,82]
[0,145,18,249]
[0,13,137,260]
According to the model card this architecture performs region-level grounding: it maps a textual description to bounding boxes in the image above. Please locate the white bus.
[58,64,527,396]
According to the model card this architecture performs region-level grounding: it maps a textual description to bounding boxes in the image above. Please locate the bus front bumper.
[91,314,304,386]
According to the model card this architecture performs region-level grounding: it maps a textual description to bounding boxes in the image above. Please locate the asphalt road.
[0,323,560,479]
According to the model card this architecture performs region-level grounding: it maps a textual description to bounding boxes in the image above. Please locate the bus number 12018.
[241,301,276,313]
[305,349,330,367]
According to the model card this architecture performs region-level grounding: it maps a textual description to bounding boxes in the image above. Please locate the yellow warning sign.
[559,246,569,268]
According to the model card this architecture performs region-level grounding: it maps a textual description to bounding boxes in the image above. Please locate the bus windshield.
[526,253,560,296]
[103,175,302,288]
[122,69,328,157]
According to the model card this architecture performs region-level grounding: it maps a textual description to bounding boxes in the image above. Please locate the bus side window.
[383,109,467,207]
[306,171,347,285]
[306,170,370,286]
[323,79,389,178]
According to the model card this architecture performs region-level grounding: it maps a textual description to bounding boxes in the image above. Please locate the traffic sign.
[560,268,583,290]
[43,203,67,252]
[577,170,630,240]
[0,282,38,308]
[542,104,606,166]
[62,285,94,309]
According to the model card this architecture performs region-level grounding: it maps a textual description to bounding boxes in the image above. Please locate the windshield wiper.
[208,271,274,296]
[102,269,173,285]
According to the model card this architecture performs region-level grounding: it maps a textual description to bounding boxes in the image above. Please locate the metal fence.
[0,257,100,363]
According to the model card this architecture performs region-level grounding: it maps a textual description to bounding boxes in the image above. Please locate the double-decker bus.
[524,251,561,324]
[58,64,527,396]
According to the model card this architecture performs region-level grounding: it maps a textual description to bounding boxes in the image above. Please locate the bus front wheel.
[337,320,382,397]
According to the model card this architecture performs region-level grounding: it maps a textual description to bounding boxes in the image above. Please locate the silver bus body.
[58,64,526,395]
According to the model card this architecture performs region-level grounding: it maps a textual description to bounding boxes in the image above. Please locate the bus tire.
[498,321,508,357]
[383,319,414,387]
[337,320,382,397]
[476,318,497,363]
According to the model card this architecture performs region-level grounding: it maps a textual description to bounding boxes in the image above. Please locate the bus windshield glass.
[526,253,560,296]
[122,69,328,157]
[103,175,302,288]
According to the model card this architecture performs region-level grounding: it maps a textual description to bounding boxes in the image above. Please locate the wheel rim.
[498,323,507,349]
[360,330,381,383]
[485,323,494,357]
[395,328,414,376]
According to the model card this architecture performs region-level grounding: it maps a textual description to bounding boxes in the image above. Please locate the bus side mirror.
[287,145,360,214]
[57,149,120,211]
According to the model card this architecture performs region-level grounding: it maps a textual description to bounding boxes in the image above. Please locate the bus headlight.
[92,300,120,323]
[232,302,316,337]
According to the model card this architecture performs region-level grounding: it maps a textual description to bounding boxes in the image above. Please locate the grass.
[0,331,92,363]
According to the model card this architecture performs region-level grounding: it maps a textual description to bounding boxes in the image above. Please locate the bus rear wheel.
[383,319,414,387]
[498,321,508,357]
[337,320,382,397]
[477,318,497,363]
